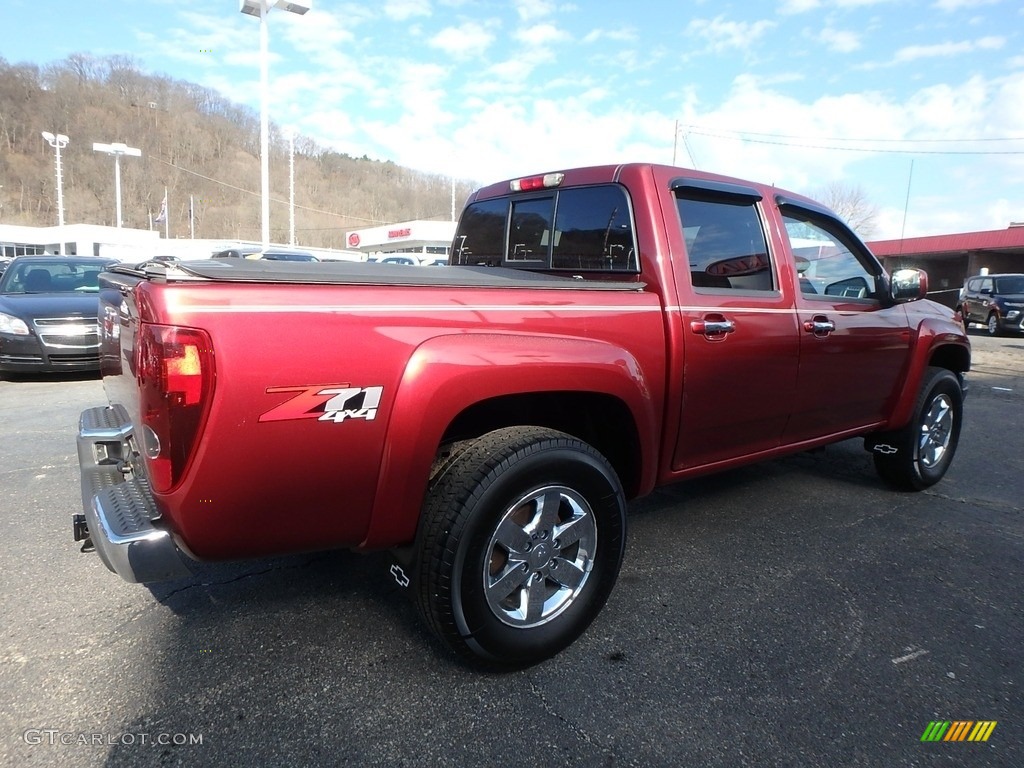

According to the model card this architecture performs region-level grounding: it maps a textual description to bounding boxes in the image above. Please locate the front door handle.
[803,315,835,337]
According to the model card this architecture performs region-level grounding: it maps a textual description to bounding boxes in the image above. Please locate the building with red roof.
[867,226,1024,307]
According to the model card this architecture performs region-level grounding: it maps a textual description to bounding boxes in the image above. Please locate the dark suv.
[958,273,1024,335]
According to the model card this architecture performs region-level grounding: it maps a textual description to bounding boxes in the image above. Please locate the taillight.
[136,323,215,493]
[510,173,564,192]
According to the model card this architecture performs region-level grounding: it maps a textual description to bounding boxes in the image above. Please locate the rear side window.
[451,184,638,272]
[676,194,774,292]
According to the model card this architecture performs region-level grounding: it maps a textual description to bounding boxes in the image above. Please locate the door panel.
[669,187,800,469]
[780,209,912,443]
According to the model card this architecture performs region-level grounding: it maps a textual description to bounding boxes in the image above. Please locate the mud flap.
[864,434,900,455]
[387,544,416,591]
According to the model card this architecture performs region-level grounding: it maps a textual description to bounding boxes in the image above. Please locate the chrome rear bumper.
[76,405,192,583]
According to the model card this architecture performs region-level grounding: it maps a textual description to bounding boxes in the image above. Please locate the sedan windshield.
[995,276,1024,295]
[0,261,108,294]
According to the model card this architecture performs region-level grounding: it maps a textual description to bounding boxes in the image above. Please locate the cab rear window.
[451,184,639,272]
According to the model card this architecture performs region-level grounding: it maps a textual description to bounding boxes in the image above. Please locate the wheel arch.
[359,332,660,550]
[887,319,970,430]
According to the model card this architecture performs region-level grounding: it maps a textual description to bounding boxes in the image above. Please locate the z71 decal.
[260,385,384,424]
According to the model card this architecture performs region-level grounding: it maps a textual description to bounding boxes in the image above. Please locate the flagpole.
[164,186,169,239]
[190,194,195,239]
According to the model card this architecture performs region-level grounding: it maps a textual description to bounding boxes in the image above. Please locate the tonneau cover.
[120,258,645,292]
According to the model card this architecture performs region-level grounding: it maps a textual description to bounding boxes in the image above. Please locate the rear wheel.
[872,367,963,491]
[414,426,626,669]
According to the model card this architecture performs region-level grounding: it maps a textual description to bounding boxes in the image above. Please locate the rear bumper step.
[77,405,193,583]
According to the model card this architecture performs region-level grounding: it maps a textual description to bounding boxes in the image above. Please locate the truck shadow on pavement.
[100,440,904,766]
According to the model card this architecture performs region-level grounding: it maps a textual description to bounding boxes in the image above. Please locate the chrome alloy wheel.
[918,393,954,469]
[483,485,598,628]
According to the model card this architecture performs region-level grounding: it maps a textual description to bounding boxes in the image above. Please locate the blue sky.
[3,0,1023,238]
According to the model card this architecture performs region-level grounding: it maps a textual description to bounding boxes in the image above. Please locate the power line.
[684,125,1024,144]
[684,126,1024,155]
[152,156,391,225]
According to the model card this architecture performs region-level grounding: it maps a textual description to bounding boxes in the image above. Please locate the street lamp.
[239,0,311,250]
[92,142,142,227]
[41,131,69,229]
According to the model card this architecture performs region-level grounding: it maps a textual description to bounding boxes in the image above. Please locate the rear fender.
[359,332,658,549]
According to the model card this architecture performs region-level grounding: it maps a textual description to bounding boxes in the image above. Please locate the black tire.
[414,426,626,669]
[986,312,1001,336]
[872,367,963,491]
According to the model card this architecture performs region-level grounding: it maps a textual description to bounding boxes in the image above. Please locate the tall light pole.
[240,0,311,250]
[92,142,142,227]
[41,131,69,230]
[288,129,296,246]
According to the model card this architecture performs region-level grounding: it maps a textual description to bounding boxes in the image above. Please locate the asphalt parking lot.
[1,330,1022,767]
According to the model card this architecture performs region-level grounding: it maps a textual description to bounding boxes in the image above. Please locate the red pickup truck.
[75,163,970,668]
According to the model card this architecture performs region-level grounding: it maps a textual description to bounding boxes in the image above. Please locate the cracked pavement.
[1,329,1021,767]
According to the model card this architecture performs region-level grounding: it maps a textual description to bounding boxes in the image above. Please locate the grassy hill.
[0,53,475,247]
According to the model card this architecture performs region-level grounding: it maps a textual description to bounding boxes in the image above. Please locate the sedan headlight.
[0,312,30,335]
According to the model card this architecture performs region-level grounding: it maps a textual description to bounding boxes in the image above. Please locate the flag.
[154,192,167,224]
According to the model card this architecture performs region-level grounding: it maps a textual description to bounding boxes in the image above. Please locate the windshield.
[994,276,1024,294]
[0,260,110,294]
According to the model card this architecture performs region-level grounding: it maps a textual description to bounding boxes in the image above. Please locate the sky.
[3,0,1024,239]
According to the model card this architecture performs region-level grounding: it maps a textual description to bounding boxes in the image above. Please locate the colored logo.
[260,385,383,424]
[348,232,360,247]
[921,721,997,742]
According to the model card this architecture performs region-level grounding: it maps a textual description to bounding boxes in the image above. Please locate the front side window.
[782,210,880,300]
[677,194,774,292]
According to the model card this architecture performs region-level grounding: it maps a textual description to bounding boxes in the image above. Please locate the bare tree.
[0,53,478,242]
[813,181,880,239]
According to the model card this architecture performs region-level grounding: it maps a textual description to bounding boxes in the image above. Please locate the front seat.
[24,269,53,292]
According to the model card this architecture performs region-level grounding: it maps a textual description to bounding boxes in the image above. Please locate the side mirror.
[891,268,928,302]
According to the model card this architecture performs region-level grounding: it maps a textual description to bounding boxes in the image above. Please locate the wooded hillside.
[0,54,475,246]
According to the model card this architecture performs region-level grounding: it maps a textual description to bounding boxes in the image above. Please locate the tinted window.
[677,195,773,291]
[551,185,636,271]
[782,210,879,300]
[994,275,1024,294]
[509,197,554,262]
[453,197,507,266]
[451,184,638,272]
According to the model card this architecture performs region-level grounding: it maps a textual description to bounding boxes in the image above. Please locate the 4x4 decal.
[260,385,383,424]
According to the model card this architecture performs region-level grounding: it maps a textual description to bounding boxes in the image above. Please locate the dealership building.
[344,219,457,260]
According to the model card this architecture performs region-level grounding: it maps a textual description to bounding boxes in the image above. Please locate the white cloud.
[514,0,556,22]
[384,0,432,21]
[686,16,777,54]
[428,21,497,59]
[582,28,638,44]
[894,35,1004,62]
[833,0,895,6]
[819,27,861,53]
[778,0,820,14]
[932,0,1000,10]
[514,23,570,46]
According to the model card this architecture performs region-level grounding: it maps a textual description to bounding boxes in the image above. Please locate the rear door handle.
[690,316,736,337]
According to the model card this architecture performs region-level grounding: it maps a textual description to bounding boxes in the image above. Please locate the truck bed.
[119,259,646,291]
